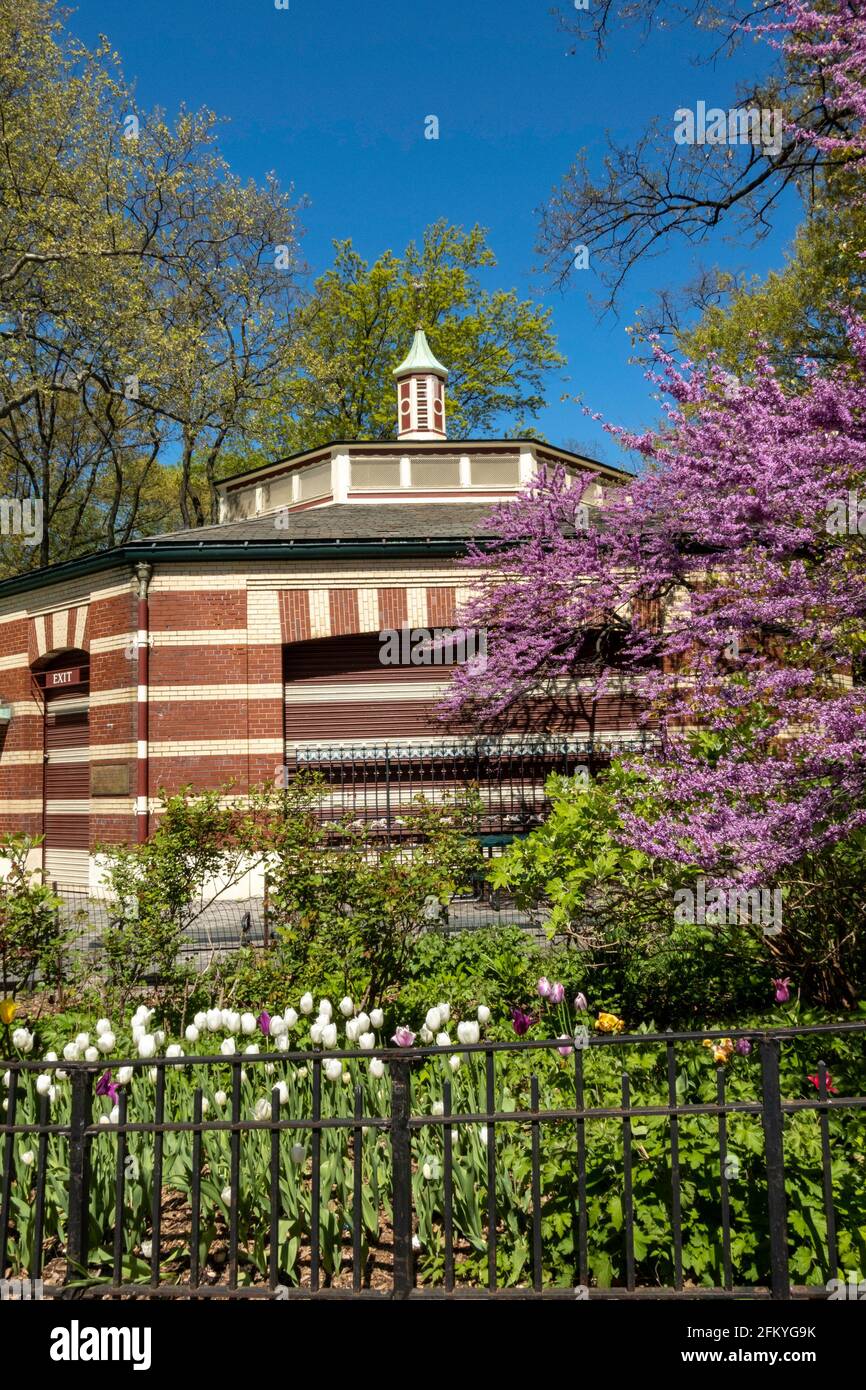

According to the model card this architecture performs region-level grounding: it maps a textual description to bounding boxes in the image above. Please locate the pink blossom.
[391,1026,416,1047]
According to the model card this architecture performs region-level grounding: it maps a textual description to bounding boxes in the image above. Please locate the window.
[297,462,331,501]
[267,476,294,509]
[410,458,460,488]
[351,460,402,489]
[470,457,520,487]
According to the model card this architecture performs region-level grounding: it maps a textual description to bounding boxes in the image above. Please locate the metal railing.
[1,1023,863,1298]
[288,736,654,841]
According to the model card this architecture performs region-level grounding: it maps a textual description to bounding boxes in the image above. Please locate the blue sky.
[69,0,801,466]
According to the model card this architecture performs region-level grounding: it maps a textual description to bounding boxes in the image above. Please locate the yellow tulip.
[0,998,17,1026]
[596,1012,625,1034]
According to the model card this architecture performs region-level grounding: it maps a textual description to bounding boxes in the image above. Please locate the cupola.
[393,327,449,441]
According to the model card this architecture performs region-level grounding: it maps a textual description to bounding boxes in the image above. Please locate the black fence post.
[759,1038,791,1300]
[390,1056,413,1299]
[66,1067,94,1284]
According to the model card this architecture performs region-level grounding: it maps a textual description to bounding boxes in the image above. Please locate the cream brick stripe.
[0,652,29,671]
[146,738,283,757]
[90,630,248,655]
[0,749,43,765]
[0,798,44,813]
[284,681,450,704]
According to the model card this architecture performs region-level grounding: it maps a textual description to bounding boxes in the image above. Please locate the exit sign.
[46,667,82,688]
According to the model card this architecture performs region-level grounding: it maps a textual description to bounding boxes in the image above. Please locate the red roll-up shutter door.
[44,689,90,888]
[284,633,456,745]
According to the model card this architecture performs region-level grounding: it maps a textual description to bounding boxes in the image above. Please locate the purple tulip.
[772,977,792,1004]
[557,1037,573,1057]
[574,992,588,1012]
[536,977,551,999]
[258,1010,271,1036]
[510,1007,534,1037]
[548,982,565,1005]
[391,1026,416,1047]
[96,1069,119,1105]
[735,1038,752,1055]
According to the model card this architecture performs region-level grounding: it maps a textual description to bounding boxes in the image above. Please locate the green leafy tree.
[233,222,564,461]
[0,834,62,994]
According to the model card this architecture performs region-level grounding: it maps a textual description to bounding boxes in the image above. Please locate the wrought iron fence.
[1,1024,863,1299]
[289,736,654,841]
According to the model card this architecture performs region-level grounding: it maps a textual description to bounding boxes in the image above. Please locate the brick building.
[0,331,639,891]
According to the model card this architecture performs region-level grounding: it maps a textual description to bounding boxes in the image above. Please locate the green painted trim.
[0,537,478,599]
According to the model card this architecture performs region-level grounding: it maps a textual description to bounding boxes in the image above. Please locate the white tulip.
[284,1008,298,1030]
[424,1007,442,1033]
[244,1043,260,1055]
[299,993,313,1015]
[21,1150,35,1166]
[55,1070,68,1081]
[221,1186,233,1205]
[220,1037,238,1056]
[318,998,333,1020]
[84,1047,100,1063]
[95,1018,112,1036]
[131,1024,145,1044]
[148,1067,158,1082]
[152,1030,165,1048]
[206,1009,222,1032]
[184,1025,200,1043]
[358,1032,375,1051]
[2,1070,8,1086]
[166,1044,184,1058]
[276,1034,290,1052]
[75,1033,90,1050]
[479,1126,489,1145]
[225,1012,241,1036]
[345,1019,360,1043]
[477,1005,491,1025]
[431,1100,444,1116]
[273,1081,290,1105]
[310,1023,323,1045]
[240,1013,257,1035]
[321,1022,338,1049]
[449,1054,461,1072]
[419,1027,433,1044]
[265,1062,275,1074]
[435,1032,451,1048]
[269,1016,286,1038]
[36,1073,53,1096]
[339,997,354,1018]
[44,1051,58,1062]
[457,1020,480,1046]
[201,1098,209,1114]
[422,1162,433,1180]
[117,1067,134,1085]
[12,1028,33,1053]
[369,1058,385,1080]
[214,1090,227,1106]
[437,1002,451,1023]
[412,1234,422,1252]
[97,1032,116,1053]
[253,1098,272,1121]
[220,1009,234,1030]
[109,1106,119,1125]
[98,1115,110,1125]
[291,1143,305,1165]
[137,1034,156,1059]
[194,1012,208,1030]
[324,1058,342,1082]
[62,1042,80,1062]
[370,1009,384,1029]
[356,1012,370,1034]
